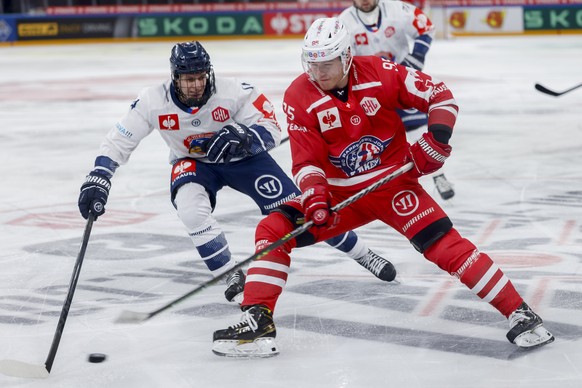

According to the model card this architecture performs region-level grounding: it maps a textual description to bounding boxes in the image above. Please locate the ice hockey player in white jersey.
[340,0,455,200]
[77,41,397,303]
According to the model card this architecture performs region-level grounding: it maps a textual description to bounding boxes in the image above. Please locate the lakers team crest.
[329,135,392,177]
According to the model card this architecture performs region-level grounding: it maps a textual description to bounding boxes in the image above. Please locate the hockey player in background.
[77,41,396,304]
[340,0,455,200]
[212,18,554,357]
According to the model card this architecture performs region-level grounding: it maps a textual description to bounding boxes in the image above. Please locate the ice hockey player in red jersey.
[212,17,554,357]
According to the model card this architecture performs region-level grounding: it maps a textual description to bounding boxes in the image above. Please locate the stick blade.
[534,83,560,96]
[534,83,559,96]
[114,310,152,324]
[0,360,50,379]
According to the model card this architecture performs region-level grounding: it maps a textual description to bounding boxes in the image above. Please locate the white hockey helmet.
[301,17,353,79]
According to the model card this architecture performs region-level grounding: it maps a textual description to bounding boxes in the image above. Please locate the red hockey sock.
[424,229,522,317]
[241,212,296,312]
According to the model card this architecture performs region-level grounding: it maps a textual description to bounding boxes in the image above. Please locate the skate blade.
[212,338,279,358]
[230,291,244,305]
[514,325,555,349]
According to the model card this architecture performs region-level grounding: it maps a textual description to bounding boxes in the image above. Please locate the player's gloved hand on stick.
[408,132,452,178]
[78,171,111,220]
[301,184,333,226]
[203,122,253,163]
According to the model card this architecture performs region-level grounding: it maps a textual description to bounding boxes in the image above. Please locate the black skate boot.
[506,302,554,348]
[433,173,455,200]
[354,249,397,282]
[212,305,279,358]
[224,269,245,303]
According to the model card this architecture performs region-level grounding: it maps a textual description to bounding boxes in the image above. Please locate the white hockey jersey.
[339,0,434,62]
[98,77,281,167]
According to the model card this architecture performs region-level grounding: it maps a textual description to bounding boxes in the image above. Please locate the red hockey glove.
[409,132,452,178]
[301,184,333,226]
[299,172,336,227]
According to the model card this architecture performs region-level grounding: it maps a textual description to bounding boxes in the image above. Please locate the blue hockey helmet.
[170,41,216,106]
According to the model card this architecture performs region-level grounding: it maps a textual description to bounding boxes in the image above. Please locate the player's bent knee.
[410,217,453,253]
[422,228,479,274]
[260,204,316,248]
[174,183,213,231]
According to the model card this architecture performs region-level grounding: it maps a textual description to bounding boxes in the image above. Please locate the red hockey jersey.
[283,56,458,193]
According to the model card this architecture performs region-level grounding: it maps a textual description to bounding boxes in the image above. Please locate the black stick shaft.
[535,82,582,97]
[44,214,94,372]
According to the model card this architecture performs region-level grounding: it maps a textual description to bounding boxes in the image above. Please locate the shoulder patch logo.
[159,114,180,130]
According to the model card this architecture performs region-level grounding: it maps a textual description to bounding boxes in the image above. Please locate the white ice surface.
[0,36,581,387]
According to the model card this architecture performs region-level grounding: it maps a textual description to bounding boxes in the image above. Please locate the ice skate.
[354,249,397,282]
[212,305,279,358]
[506,302,554,348]
[224,269,245,303]
[433,173,455,200]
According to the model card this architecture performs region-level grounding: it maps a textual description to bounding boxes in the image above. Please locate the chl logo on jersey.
[159,114,180,130]
[360,97,380,116]
[329,135,391,177]
[255,174,283,199]
[212,107,230,122]
[317,107,341,132]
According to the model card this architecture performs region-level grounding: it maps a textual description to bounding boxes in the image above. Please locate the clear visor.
[301,47,352,79]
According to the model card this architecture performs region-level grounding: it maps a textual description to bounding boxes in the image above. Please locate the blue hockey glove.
[78,171,111,220]
[203,123,253,163]
[401,53,425,71]
[401,34,432,71]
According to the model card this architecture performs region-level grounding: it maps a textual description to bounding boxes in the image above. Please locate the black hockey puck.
[88,353,107,363]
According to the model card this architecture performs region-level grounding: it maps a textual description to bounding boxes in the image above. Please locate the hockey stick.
[534,82,582,97]
[115,162,414,324]
[0,214,95,379]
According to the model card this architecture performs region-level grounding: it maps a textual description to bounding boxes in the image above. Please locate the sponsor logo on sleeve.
[288,123,308,133]
[252,94,277,123]
[405,70,436,99]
